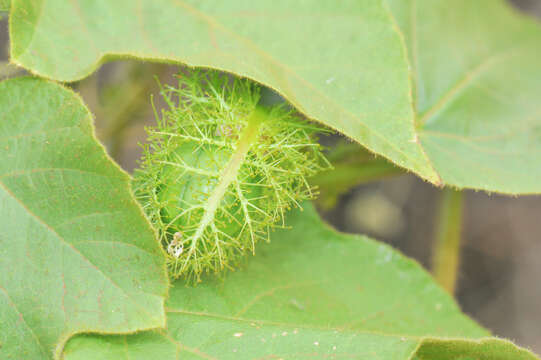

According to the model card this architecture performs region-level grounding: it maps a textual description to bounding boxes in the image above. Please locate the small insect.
[132,70,330,282]
[167,232,184,258]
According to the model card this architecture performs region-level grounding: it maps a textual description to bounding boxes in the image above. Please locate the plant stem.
[185,107,264,258]
[311,142,403,209]
[431,188,464,294]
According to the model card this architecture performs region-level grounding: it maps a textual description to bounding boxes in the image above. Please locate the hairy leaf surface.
[8,0,439,184]
[0,78,168,359]
[387,0,541,193]
[62,205,538,359]
[10,0,541,193]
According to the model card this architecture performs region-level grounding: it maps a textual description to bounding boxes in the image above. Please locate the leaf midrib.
[417,45,529,127]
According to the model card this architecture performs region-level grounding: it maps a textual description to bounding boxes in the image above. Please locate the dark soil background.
[1,0,540,354]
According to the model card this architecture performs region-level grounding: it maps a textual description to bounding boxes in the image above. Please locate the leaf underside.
[0,77,168,359]
[8,0,541,194]
[387,0,541,194]
[62,204,539,360]
[8,0,438,185]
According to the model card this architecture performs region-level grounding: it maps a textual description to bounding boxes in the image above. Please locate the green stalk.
[431,188,464,294]
[311,142,403,209]
[185,107,264,260]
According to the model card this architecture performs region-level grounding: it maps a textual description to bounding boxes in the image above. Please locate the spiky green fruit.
[133,70,330,281]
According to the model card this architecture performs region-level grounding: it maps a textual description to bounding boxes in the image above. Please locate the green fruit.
[158,142,231,231]
[132,70,329,281]
[158,142,263,246]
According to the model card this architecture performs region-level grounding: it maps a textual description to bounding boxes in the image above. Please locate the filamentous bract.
[133,70,330,281]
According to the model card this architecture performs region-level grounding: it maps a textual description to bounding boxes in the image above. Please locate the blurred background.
[1,0,540,354]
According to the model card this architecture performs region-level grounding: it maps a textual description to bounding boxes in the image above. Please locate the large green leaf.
[387,0,541,193]
[0,0,9,12]
[10,0,541,194]
[8,0,440,185]
[0,77,168,359]
[61,204,538,360]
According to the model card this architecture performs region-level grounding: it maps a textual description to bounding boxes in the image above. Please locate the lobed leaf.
[62,204,539,360]
[0,77,169,359]
[9,0,541,194]
[8,0,440,184]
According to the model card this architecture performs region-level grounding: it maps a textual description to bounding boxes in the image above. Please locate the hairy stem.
[431,188,464,294]
[186,107,265,257]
